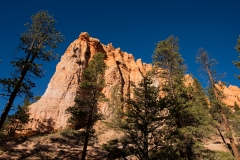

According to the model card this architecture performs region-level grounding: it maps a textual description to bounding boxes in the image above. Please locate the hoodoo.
[25,32,153,132]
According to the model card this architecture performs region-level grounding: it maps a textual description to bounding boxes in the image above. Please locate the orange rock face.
[215,83,240,107]
[26,32,153,132]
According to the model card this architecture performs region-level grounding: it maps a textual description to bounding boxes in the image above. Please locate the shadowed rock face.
[25,32,240,133]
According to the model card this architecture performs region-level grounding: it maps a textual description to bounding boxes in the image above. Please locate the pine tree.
[192,78,209,108]
[106,84,123,129]
[67,52,106,160]
[0,10,64,130]
[196,48,240,159]
[230,103,240,139]
[153,36,212,159]
[103,72,166,160]
[233,35,240,79]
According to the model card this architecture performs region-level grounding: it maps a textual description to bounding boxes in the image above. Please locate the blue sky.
[0,0,240,111]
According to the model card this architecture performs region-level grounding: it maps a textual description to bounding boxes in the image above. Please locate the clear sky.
[0,0,240,111]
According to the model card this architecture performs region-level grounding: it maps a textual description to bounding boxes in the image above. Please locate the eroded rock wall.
[215,83,240,107]
[26,32,153,132]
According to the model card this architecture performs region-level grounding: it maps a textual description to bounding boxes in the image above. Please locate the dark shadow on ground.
[0,130,107,160]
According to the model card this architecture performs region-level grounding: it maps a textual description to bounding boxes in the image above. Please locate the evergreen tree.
[192,78,209,108]
[233,35,240,79]
[67,52,106,160]
[103,72,166,160]
[0,10,64,130]
[106,84,123,129]
[196,48,240,159]
[153,36,212,159]
[230,104,240,140]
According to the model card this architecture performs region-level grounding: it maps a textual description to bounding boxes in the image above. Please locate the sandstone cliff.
[26,32,153,132]
[26,32,240,133]
[215,82,240,107]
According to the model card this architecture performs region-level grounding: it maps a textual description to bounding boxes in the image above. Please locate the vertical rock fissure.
[61,75,75,99]
[137,66,144,77]
[116,61,125,100]
[127,74,131,99]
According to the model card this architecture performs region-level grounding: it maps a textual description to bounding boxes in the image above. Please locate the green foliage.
[104,73,166,159]
[11,101,30,124]
[0,131,7,141]
[67,52,106,129]
[165,79,213,159]
[196,48,240,158]
[153,35,185,77]
[0,10,64,130]
[233,35,240,79]
[66,52,106,160]
[193,78,209,108]
[102,139,130,159]
[224,102,240,138]
[152,36,213,159]
[196,48,219,84]
[234,102,240,111]
[0,10,64,99]
[196,49,225,119]
[106,84,123,129]
[6,99,31,137]
[0,118,9,141]
[60,129,85,142]
[198,150,235,160]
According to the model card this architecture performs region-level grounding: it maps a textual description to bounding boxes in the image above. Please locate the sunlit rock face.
[25,32,153,132]
[215,82,240,107]
[25,32,240,133]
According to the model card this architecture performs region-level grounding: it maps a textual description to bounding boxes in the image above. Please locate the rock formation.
[215,82,240,107]
[26,32,153,132]
[25,32,240,134]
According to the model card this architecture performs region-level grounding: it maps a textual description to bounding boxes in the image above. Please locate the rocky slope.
[25,32,240,134]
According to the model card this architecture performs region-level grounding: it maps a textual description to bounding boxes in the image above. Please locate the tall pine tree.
[196,48,240,159]
[153,36,212,159]
[0,10,64,130]
[103,72,166,159]
[67,52,106,160]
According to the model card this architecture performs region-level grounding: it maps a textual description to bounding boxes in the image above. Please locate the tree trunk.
[221,109,240,159]
[143,126,148,160]
[81,105,94,160]
[81,128,90,160]
[207,67,240,159]
[0,51,39,131]
[0,69,28,130]
[0,30,41,131]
